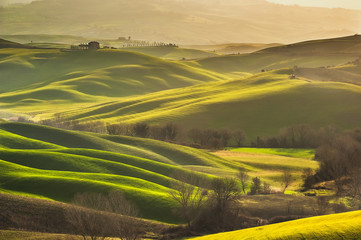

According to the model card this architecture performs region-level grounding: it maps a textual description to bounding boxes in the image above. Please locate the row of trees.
[254,124,340,148]
[107,122,248,149]
[39,115,350,151]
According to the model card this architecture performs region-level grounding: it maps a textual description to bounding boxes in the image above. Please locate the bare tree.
[168,172,208,230]
[65,192,141,240]
[350,169,361,197]
[211,177,240,213]
[164,122,179,141]
[220,128,231,148]
[281,170,293,193]
[65,196,109,240]
[237,170,249,194]
[233,129,247,147]
[107,191,141,240]
[302,168,314,189]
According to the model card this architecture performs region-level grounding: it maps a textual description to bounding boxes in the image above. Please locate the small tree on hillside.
[250,177,262,195]
[281,170,293,193]
[237,170,249,194]
[168,172,208,230]
[302,168,314,190]
[211,177,240,213]
[233,129,247,147]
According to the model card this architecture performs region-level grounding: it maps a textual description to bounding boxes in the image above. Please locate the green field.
[0,122,320,222]
[214,150,318,190]
[0,122,227,223]
[231,148,315,159]
[37,68,361,140]
[190,210,361,240]
[1,35,361,141]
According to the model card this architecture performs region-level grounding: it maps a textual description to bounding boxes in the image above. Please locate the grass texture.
[190,210,361,240]
[0,122,319,222]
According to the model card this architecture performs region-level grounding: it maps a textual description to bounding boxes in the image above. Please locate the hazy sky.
[1,0,361,11]
[267,0,361,10]
[1,0,361,10]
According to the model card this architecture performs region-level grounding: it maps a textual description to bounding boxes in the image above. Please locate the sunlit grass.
[214,150,319,190]
[189,210,361,240]
[230,148,315,159]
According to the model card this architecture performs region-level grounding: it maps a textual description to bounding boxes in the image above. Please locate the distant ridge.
[259,34,361,54]
[0,38,36,49]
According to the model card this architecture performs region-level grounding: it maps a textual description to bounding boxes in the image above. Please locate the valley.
[0,22,361,239]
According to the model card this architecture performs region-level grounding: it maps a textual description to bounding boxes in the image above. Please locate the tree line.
[253,124,341,148]
[29,115,351,150]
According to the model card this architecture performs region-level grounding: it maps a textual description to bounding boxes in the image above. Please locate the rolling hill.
[0,122,319,223]
[183,43,283,55]
[196,35,361,75]
[1,35,360,141]
[43,67,361,140]
[0,121,229,223]
[189,210,361,240]
[0,47,227,98]
[0,38,35,49]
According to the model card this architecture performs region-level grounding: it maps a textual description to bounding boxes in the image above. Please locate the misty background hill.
[0,0,360,44]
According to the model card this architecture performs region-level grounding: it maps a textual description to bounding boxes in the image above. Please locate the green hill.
[0,122,229,223]
[116,46,219,60]
[0,48,227,98]
[260,34,361,54]
[183,43,283,54]
[0,38,35,49]
[190,210,361,240]
[196,35,361,75]
[0,122,320,222]
[55,69,361,140]
[1,35,361,141]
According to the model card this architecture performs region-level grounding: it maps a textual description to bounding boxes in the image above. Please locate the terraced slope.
[190,210,361,240]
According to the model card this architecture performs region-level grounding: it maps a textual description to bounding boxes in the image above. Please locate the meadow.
[1,36,360,141]
[0,122,320,223]
[189,210,361,240]
[1,35,361,239]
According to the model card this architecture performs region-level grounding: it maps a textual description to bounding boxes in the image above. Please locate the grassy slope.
[120,46,219,60]
[183,43,283,55]
[1,36,360,140]
[0,38,35,49]
[190,210,361,240]
[213,150,318,190]
[0,230,83,240]
[195,35,361,75]
[0,122,228,223]
[0,48,227,98]
[231,148,315,159]
[0,122,319,222]
[57,69,361,140]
